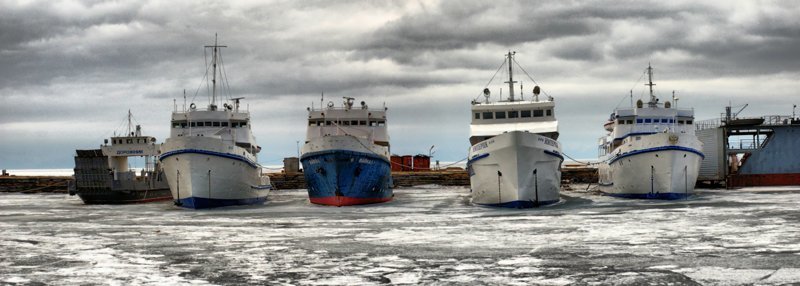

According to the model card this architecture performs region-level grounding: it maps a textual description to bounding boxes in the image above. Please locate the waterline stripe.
[608,146,705,164]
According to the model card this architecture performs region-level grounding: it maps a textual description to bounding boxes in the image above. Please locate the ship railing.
[308,106,384,112]
[700,115,795,129]
[728,138,762,150]
[695,118,722,131]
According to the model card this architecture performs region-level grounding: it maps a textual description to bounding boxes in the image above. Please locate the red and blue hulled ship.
[300,97,393,206]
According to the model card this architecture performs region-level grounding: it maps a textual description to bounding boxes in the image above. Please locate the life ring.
[327,101,334,108]
[190,103,196,109]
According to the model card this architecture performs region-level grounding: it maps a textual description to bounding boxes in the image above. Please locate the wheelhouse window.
[644,119,652,123]
[636,119,643,124]
[377,121,386,126]
[213,122,221,127]
[191,122,197,127]
[660,119,668,123]
[686,120,693,124]
[359,120,366,125]
[546,109,552,116]
[495,111,506,119]
[482,112,493,119]
[221,122,228,127]
[626,120,633,124]
[326,121,332,126]
[508,111,518,118]
[205,122,212,127]
[533,110,543,117]
[309,120,316,126]
[196,122,204,127]
[474,113,480,119]
[521,110,531,117]
[617,119,625,124]
[240,122,247,127]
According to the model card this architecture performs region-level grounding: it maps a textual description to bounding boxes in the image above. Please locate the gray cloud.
[2,0,800,169]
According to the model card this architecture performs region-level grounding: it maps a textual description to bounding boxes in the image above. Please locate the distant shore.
[0,167,598,194]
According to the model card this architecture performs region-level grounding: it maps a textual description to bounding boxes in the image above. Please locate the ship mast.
[205,34,227,110]
[645,63,657,107]
[505,51,517,102]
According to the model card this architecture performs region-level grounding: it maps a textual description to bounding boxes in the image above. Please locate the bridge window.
[668,119,674,124]
[495,111,506,119]
[660,119,668,123]
[533,110,543,117]
[172,122,180,128]
[221,122,228,127]
[678,120,684,124]
[475,113,480,119]
[317,121,324,126]
[626,120,633,124]
[508,111,518,118]
[359,120,366,125]
[546,109,552,116]
[213,122,221,127]
[636,119,643,124]
[240,122,247,127]
[483,112,493,119]
[686,120,693,124]
[644,119,652,123]
[205,122,212,127]
[377,121,385,126]
[309,120,316,126]
[197,122,204,127]
[521,110,531,117]
[617,119,625,124]
[351,120,358,125]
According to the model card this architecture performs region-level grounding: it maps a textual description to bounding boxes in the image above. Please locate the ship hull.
[301,136,393,207]
[599,133,703,199]
[160,137,271,209]
[468,131,563,208]
[76,188,172,204]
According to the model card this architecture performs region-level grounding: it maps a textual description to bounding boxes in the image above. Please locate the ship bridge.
[169,98,260,155]
[305,97,389,147]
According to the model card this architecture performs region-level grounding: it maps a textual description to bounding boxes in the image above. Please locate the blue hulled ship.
[300,97,393,206]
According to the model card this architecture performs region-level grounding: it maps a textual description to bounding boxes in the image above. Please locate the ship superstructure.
[467,51,563,208]
[69,111,171,204]
[597,65,703,199]
[300,97,393,206]
[159,35,271,209]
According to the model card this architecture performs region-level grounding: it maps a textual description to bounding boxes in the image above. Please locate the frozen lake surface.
[2,186,800,285]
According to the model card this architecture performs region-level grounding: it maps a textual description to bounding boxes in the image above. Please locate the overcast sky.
[1,0,799,169]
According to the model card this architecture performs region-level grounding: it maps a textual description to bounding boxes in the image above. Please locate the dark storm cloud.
[2,0,800,168]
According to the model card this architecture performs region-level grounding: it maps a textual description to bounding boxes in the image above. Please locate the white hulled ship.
[159,36,271,209]
[300,97,393,206]
[468,51,563,208]
[597,65,703,199]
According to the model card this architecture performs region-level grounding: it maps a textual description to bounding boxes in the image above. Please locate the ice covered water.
[1,186,800,285]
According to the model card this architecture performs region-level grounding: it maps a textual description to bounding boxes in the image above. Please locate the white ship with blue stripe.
[159,36,271,209]
[597,65,703,199]
[468,51,563,208]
